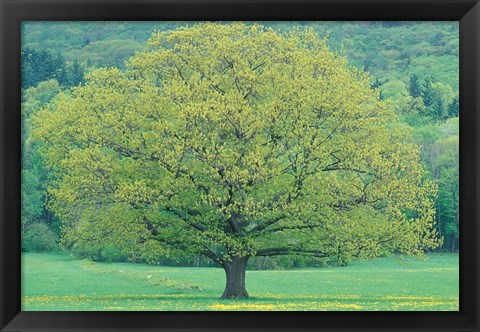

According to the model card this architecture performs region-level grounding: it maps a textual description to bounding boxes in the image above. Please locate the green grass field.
[22,252,458,311]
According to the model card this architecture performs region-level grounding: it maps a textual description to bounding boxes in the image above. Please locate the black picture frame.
[1,0,479,331]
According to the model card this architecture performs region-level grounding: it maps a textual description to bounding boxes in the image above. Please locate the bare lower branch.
[247,214,287,234]
[256,247,329,257]
[200,249,225,266]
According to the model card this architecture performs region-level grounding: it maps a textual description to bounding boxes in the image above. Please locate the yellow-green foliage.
[32,23,440,265]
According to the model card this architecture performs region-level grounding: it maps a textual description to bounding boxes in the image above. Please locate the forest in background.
[21,21,459,269]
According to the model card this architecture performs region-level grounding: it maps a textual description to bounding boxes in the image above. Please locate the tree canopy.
[32,23,441,298]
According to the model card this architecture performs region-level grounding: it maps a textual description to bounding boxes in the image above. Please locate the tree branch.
[200,249,225,266]
[256,247,329,257]
[165,206,206,232]
[265,223,325,233]
[247,214,287,234]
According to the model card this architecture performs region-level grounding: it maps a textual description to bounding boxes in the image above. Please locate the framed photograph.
[1,0,479,331]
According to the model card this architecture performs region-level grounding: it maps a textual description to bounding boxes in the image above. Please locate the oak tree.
[33,23,440,299]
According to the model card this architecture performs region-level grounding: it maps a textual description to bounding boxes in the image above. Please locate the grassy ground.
[22,252,458,311]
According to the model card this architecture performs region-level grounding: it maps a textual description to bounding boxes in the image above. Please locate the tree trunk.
[221,256,249,299]
[451,234,456,252]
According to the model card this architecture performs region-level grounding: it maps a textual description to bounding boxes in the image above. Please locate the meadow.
[22,252,458,311]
